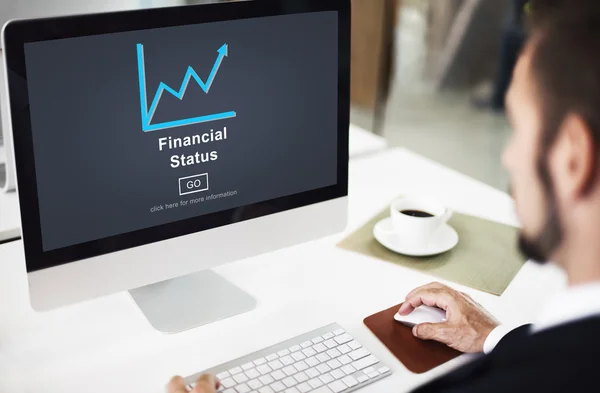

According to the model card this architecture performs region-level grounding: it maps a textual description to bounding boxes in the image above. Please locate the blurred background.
[1,0,521,192]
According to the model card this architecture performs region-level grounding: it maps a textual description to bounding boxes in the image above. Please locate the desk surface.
[348,124,387,158]
[0,190,19,242]
[0,148,566,393]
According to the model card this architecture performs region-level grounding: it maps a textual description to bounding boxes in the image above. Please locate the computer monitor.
[1,0,350,332]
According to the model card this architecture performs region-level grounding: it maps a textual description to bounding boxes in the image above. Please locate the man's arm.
[398,282,516,353]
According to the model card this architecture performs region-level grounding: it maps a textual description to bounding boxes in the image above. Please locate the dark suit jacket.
[412,317,600,392]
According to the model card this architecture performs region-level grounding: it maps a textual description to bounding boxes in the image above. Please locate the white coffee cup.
[384,196,453,249]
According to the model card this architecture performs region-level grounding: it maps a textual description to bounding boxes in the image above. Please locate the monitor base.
[129,270,257,333]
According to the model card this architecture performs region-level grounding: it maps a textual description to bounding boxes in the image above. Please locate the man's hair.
[527,0,600,174]
[514,1,600,263]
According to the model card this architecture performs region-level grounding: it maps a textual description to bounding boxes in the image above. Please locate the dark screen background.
[24,12,339,251]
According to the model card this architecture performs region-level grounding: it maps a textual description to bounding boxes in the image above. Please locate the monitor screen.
[21,11,339,252]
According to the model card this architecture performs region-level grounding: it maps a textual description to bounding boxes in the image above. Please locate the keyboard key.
[317,364,332,374]
[312,337,324,344]
[322,332,335,340]
[378,366,391,374]
[367,371,380,379]
[352,355,379,371]
[234,373,249,384]
[316,353,331,363]
[348,341,361,350]
[357,374,369,383]
[254,358,267,366]
[229,367,243,375]
[278,349,291,357]
[266,354,279,362]
[236,383,251,393]
[334,334,353,345]
[289,345,302,353]
[248,379,263,389]
[271,381,286,392]
[259,387,274,393]
[302,348,317,357]
[217,371,231,380]
[294,372,309,383]
[309,378,324,389]
[260,375,275,385]
[334,329,345,336]
[269,360,284,370]
[319,373,334,385]
[295,361,309,372]
[338,345,351,355]
[306,368,320,378]
[271,370,286,381]
[301,341,312,348]
[242,362,255,371]
[285,388,300,393]
[311,387,334,393]
[282,366,297,376]
[291,352,306,361]
[313,343,328,353]
[305,357,320,367]
[363,367,376,375]
[297,382,311,393]
[323,339,337,349]
[328,380,347,393]
[341,376,358,388]
[258,365,273,375]
[326,349,341,359]
[221,378,236,388]
[246,369,261,379]
[341,365,356,375]
[349,348,370,361]
[280,356,294,366]
[222,389,236,393]
[327,359,342,369]
[338,355,352,365]
[283,377,297,388]
[331,369,345,380]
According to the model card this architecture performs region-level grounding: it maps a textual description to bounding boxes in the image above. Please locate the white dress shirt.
[483,282,600,354]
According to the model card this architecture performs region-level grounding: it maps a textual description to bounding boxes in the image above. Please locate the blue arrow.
[138,43,229,124]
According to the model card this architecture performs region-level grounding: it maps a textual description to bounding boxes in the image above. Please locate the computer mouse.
[394,305,447,327]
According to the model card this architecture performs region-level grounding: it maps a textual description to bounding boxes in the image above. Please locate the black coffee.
[400,210,434,218]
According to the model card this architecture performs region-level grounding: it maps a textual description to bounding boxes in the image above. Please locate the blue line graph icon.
[136,43,236,132]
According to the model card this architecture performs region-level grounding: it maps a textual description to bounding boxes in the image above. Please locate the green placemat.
[338,206,526,296]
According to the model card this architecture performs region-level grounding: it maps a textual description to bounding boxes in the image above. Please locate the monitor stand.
[129,270,257,333]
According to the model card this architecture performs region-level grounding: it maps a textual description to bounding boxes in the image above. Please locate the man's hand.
[398,282,500,353]
[167,374,219,393]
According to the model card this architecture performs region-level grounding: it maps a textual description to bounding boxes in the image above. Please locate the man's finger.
[413,322,449,343]
[193,374,219,393]
[167,376,188,393]
[399,288,454,315]
[404,282,448,301]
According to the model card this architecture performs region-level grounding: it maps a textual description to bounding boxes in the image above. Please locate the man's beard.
[517,154,563,264]
[518,208,562,263]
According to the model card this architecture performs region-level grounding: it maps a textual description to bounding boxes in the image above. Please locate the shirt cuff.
[483,324,519,354]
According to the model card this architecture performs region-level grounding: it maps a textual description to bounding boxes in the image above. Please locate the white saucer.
[373,217,459,257]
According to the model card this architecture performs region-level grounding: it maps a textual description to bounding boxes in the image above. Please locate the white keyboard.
[184,323,391,393]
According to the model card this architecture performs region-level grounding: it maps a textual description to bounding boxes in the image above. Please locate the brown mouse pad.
[364,303,461,374]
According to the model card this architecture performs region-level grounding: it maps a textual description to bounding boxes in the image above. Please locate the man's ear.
[550,114,596,201]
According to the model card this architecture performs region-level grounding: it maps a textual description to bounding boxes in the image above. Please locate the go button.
[179,173,209,196]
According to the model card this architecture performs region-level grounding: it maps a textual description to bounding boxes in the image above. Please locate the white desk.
[348,124,387,158]
[0,190,19,242]
[0,148,566,393]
